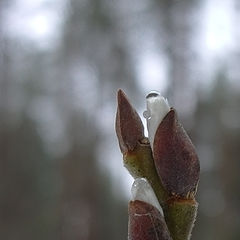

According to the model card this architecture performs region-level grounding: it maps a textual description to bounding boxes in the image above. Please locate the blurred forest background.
[1,0,240,239]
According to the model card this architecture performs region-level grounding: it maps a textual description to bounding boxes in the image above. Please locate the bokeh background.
[1,0,240,239]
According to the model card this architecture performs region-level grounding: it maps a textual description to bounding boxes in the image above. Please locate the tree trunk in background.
[56,0,133,239]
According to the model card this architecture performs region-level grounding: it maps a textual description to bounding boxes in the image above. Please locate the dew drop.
[131,178,163,214]
[146,91,160,99]
[143,110,150,119]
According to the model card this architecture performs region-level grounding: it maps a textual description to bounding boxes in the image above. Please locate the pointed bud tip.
[115,89,144,153]
[117,89,126,104]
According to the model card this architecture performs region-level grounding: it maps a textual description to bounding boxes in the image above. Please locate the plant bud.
[153,109,200,198]
[143,91,170,149]
[128,200,172,240]
[116,89,144,153]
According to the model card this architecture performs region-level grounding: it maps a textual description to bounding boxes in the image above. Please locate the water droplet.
[131,178,163,214]
[146,91,160,99]
[143,110,150,119]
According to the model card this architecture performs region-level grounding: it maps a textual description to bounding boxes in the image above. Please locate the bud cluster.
[115,90,200,240]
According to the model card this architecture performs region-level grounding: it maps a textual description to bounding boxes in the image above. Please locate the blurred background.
[0,0,240,239]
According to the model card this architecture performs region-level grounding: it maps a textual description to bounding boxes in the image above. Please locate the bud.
[128,200,172,240]
[128,178,172,240]
[115,90,168,204]
[143,91,170,149]
[116,89,144,153]
[153,109,200,198]
[116,90,200,240]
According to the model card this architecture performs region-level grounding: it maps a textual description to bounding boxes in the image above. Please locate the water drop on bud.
[146,91,160,99]
[131,178,163,214]
[143,110,150,119]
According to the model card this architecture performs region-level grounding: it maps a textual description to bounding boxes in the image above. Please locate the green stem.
[164,199,198,240]
[124,139,168,205]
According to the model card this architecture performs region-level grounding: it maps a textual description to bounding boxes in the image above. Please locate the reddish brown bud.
[128,200,172,240]
[115,89,144,153]
[153,109,200,198]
